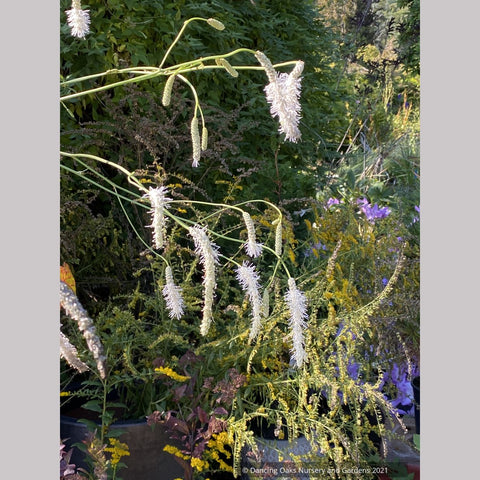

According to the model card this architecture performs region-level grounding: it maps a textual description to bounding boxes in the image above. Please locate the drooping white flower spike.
[60,281,107,379]
[188,225,220,335]
[284,277,308,367]
[255,51,304,143]
[236,261,264,341]
[145,186,171,250]
[162,266,186,320]
[191,116,201,167]
[242,211,263,258]
[65,0,91,39]
[60,331,89,374]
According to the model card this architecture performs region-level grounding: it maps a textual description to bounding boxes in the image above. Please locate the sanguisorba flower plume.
[60,331,89,374]
[285,277,308,367]
[255,51,304,143]
[145,186,171,250]
[236,261,264,341]
[65,0,91,39]
[188,225,220,336]
[162,266,185,320]
[242,211,263,258]
[60,281,107,379]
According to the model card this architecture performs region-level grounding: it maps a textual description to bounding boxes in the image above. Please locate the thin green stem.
[60,152,147,193]
[115,187,168,263]
[60,164,145,207]
[63,157,143,200]
[60,70,162,102]
[60,67,160,87]
[177,74,203,122]
[159,17,212,69]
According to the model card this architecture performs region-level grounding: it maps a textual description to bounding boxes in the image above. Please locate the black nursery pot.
[60,414,184,480]
[412,376,420,434]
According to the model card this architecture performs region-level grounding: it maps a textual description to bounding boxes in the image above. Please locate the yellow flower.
[154,366,190,382]
[60,391,71,397]
[163,444,189,460]
[104,438,130,466]
[191,456,209,472]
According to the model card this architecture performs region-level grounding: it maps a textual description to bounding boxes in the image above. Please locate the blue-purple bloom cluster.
[412,205,420,224]
[334,323,418,415]
[381,362,419,415]
[325,197,341,209]
[357,198,391,222]
[304,240,327,257]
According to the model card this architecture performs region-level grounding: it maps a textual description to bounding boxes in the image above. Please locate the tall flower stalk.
[242,211,263,258]
[188,225,220,336]
[60,281,107,379]
[236,262,264,341]
[162,266,185,320]
[145,186,171,250]
[285,277,308,367]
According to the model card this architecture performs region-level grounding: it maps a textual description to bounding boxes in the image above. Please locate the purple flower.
[304,241,327,257]
[326,197,340,209]
[356,198,391,223]
[347,360,360,380]
[384,362,415,415]
[412,205,420,224]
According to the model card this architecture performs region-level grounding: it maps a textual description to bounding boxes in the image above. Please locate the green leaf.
[82,400,103,413]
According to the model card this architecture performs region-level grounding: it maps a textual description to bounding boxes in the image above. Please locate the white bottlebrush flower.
[256,51,304,143]
[188,225,220,336]
[274,220,283,257]
[284,277,308,367]
[242,211,263,258]
[264,61,304,142]
[236,262,264,341]
[162,74,176,107]
[60,281,107,379]
[60,331,89,374]
[191,116,201,167]
[145,186,171,250]
[65,0,91,39]
[162,266,185,320]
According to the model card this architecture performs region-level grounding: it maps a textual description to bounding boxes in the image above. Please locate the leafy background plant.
[60,0,419,478]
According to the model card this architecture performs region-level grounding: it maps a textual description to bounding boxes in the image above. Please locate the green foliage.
[60,1,420,478]
[61,0,351,193]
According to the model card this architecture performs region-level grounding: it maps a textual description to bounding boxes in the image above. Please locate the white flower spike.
[242,211,263,258]
[145,186,171,250]
[188,225,220,335]
[285,277,308,367]
[162,266,185,320]
[256,51,304,143]
[236,261,264,341]
[66,0,91,39]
